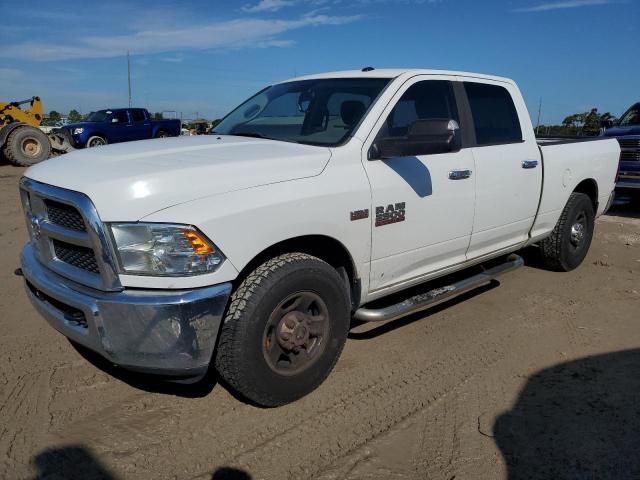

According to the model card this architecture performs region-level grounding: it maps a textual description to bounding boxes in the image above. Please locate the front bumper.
[21,243,232,378]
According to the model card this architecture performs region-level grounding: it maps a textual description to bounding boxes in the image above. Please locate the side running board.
[354,254,524,323]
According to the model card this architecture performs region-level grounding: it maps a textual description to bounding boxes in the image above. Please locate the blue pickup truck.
[57,108,181,148]
[602,102,640,195]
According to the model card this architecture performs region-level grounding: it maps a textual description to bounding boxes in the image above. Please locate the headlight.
[73,128,84,135]
[109,223,225,276]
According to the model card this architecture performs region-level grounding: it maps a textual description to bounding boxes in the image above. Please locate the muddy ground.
[0,163,639,480]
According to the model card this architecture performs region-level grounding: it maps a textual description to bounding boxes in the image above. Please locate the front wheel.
[215,253,350,407]
[540,192,595,271]
[86,136,106,148]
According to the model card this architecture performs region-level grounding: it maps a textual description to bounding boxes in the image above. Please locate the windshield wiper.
[228,132,269,139]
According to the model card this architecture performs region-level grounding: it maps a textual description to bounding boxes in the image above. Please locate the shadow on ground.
[32,446,115,480]
[606,192,640,218]
[31,445,253,479]
[494,349,640,479]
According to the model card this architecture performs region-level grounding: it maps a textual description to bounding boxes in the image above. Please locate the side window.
[464,82,522,145]
[113,110,129,124]
[380,80,459,138]
[131,109,146,123]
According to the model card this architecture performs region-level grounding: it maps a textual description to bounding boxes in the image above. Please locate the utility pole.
[127,50,132,108]
[535,97,542,136]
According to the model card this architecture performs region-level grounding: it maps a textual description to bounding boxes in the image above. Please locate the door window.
[130,109,146,123]
[379,80,459,139]
[464,82,522,145]
[112,111,129,124]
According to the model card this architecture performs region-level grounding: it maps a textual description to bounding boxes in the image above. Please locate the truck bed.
[527,137,620,243]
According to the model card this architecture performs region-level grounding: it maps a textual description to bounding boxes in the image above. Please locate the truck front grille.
[620,151,640,162]
[618,138,640,150]
[20,178,122,291]
[53,239,100,274]
[618,137,640,163]
[45,200,87,232]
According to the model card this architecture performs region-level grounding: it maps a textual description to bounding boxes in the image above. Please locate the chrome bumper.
[21,243,232,377]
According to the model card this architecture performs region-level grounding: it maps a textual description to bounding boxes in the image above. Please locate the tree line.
[537,108,617,137]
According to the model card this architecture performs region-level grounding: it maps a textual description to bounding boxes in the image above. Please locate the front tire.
[215,253,350,407]
[540,192,595,271]
[86,136,106,148]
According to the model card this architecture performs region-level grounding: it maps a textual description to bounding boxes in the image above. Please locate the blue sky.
[0,0,637,124]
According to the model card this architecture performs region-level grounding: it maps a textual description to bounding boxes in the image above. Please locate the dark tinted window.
[380,80,458,138]
[464,82,522,145]
[113,110,129,123]
[131,109,146,122]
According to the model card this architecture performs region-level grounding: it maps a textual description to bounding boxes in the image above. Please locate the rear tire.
[215,253,350,407]
[155,130,170,138]
[540,192,595,271]
[3,126,51,166]
[86,136,106,148]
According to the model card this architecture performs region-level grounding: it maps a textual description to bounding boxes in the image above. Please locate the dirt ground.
[1,163,639,480]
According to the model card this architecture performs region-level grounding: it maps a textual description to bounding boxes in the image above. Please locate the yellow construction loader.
[0,97,73,166]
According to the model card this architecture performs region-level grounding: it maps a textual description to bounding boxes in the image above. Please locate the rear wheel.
[215,253,350,407]
[540,192,595,271]
[156,130,170,138]
[86,136,106,148]
[3,126,51,166]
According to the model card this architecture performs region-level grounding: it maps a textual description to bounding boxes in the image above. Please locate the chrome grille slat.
[19,178,123,292]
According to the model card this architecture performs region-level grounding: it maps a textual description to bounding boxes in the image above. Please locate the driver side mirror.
[370,119,461,160]
[600,119,615,129]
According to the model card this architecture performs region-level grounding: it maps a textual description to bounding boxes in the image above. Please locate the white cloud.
[514,0,615,12]
[160,55,184,63]
[242,0,297,12]
[0,14,361,62]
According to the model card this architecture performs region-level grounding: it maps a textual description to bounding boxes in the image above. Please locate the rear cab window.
[464,82,522,145]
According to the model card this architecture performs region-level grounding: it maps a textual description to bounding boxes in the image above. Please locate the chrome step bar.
[354,254,524,323]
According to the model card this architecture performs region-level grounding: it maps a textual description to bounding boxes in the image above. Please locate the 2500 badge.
[375,202,406,227]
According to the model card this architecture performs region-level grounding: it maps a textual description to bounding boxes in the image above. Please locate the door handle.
[521,160,539,169]
[448,169,472,180]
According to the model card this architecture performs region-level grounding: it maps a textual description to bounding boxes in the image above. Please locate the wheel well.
[235,235,360,308]
[573,179,598,210]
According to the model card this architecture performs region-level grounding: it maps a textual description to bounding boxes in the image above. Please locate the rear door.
[363,76,476,291]
[128,109,152,140]
[461,80,542,259]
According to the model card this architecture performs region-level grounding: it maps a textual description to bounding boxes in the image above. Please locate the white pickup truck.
[19,69,619,406]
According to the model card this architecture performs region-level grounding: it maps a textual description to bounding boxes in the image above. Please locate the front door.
[363,77,476,291]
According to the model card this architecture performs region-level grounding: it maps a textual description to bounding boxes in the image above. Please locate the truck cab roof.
[284,68,516,86]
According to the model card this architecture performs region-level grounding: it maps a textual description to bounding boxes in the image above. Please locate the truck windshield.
[619,104,640,126]
[85,110,112,122]
[213,78,391,146]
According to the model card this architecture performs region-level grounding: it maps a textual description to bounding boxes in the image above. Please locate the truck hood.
[25,135,331,221]
[602,125,640,136]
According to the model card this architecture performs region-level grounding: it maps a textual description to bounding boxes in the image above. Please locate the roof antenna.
[362,66,375,72]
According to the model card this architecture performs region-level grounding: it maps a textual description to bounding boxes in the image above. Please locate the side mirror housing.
[600,119,614,129]
[370,119,461,160]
